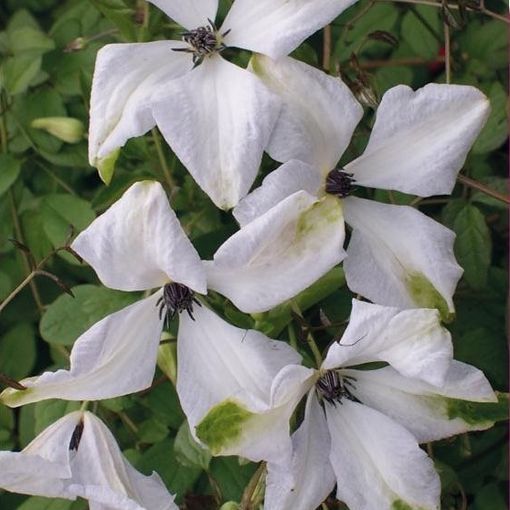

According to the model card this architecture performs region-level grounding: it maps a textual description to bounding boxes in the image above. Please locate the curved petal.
[66,412,177,510]
[233,160,322,226]
[323,300,453,387]
[206,192,345,313]
[0,412,79,498]
[250,55,363,170]
[265,392,336,510]
[89,42,192,178]
[148,0,218,29]
[344,197,462,318]
[72,181,206,293]
[347,84,490,196]
[350,362,497,443]
[152,55,281,209]
[176,305,311,463]
[326,400,440,510]
[222,0,357,59]
[0,292,164,407]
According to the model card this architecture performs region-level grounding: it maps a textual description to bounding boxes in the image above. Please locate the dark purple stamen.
[172,19,230,67]
[157,283,201,325]
[316,370,359,406]
[69,419,84,451]
[325,168,356,198]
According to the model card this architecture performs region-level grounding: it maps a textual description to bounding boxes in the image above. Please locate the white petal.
[222,0,357,59]
[233,160,322,226]
[148,0,218,29]
[323,299,453,387]
[0,292,164,407]
[207,192,345,313]
[89,42,192,176]
[177,305,312,463]
[326,401,440,510]
[152,55,280,209]
[250,55,363,170]
[349,362,497,443]
[265,392,335,510]
[0,412,79,498]
[72,181,206,293]
[66,412,177,510]
[347,84,490,196]
[344,197,462,317]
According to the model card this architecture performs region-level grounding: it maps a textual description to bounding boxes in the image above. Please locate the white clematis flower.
[0,410,177,510]
[215,55,491,318]
[0,179,334,407]
[89,0,357,209]
[185,299,496,510]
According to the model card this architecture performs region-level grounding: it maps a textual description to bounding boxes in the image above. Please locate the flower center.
[173,20,230,66]
[316,370,359,406]
[157,283,201,323]
[325,168,356,198]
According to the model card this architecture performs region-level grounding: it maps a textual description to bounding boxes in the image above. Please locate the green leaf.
[8,27,55,55]
[453,203,491,289]
[34,399,80,435]
[472,82,508,154]
[472,483,508,510]
[0,154,21,196]
[40,284,140,345]
[0,323,36,380]
[209,457,257,502]
[454,327,508,389]
[17,497,75,510]
[333,3,399,61]
[41,194,95,263]
[141,381,184,430]
[0,54,41,95]
[137,438,202,502]
[138,418,169,444]
[89,0,137,41]
[401,6,440,59]
[174,420,212,470]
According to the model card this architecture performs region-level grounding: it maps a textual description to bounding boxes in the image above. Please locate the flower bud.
[31,117,85,144]
[219,502,240,510]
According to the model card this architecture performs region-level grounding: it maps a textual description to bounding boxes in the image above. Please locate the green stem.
[444,23,451,83]
[151,128,177,191]
[8,191,44,314]
[290,301,323,368]
[239,462,266,510]
[0,271,35,313]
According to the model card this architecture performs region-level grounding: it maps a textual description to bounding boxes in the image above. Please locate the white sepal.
[326,400,440,510]
[88,42,191,172]
[323,299,453,387]
[343,197,462,316]
[0,292,164,407]
[347,84,490,196]
[152,55,280,209]
[72,181,206,294]
[207,192,345,313]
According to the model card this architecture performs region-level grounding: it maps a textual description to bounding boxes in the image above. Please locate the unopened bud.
[64,37,87,53]
[220,503,240,510]
[31,117,85,144]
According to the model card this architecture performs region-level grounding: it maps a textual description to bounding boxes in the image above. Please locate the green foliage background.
[0,0,508,509]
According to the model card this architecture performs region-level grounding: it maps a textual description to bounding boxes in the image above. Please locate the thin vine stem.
[151,128,177,191]
[457,174,510,205]
[378,0,509,23]
[444,23,451,83]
